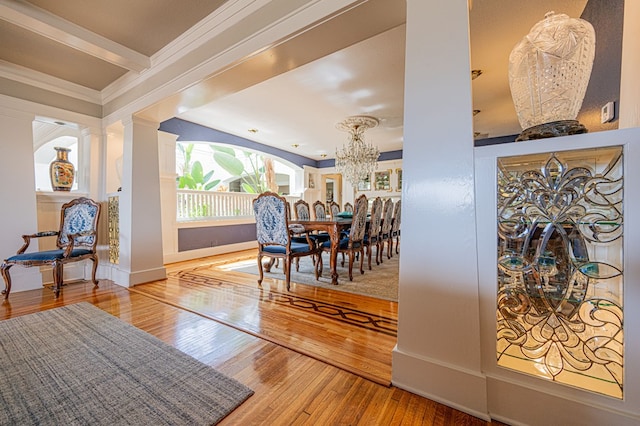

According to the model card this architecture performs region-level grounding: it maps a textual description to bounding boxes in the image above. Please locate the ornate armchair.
[319,194,368,281]
[293,199,311,220]
[253,192,319,291]
[312,200,327,220]
[390,200,401,256]
[365,197,383,270]
[329,201,340,218]
[1,197,101,299]
[377,199,394,264]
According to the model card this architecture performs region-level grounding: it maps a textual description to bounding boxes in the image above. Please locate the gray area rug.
[0,303,253,425]
[223,250,399,301]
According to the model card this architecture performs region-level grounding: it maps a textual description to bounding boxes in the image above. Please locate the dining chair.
[343,202,353,213]
[304,201,330,244]
[253,192,319,291]
[312,200,327,220]
[329,201,340,218]
[390,200,401,256]
[377,198,394,264]
[365,197,383,270]
[294,199,311,220]
[319,194,368,281]
[1,197,101,299]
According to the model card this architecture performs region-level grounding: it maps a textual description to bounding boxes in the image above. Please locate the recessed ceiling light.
[248,128,258,133]
[320,154,327,158]
[291,144,299,148]
[54,121,66,126]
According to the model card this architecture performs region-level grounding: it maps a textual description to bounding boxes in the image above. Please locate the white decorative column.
[0,107,42,292]
[393,0,487,420]
[158,130,179,262]
[114,116,166,286]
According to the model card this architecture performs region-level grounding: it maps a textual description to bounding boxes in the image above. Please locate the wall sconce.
[509,12,595,141]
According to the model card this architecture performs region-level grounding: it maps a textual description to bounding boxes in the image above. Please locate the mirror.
[321,174,342,209]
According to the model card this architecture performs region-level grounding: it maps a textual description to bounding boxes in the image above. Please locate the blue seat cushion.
[262,242,313,254]
[7,249,93,263]
[322,238,361,250]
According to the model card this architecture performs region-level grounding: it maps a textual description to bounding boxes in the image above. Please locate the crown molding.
[101,0,270,104]
[0,60,102,104]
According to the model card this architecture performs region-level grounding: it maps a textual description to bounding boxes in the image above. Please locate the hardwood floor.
[0,251,505,425]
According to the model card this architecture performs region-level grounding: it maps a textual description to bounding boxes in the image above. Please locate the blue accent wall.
[178,223,256,252]
[160,117,403,169]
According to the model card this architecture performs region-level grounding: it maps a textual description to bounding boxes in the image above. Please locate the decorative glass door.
[496,146,623,398]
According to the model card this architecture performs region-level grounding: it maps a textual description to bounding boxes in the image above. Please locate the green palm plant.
[211,146,269,193]
[177,143,220,190]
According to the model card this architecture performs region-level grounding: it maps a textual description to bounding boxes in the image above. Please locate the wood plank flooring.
[0,251,506,425]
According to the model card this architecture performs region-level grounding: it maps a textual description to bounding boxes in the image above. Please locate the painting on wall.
[357,174,371,191]
[374,170,391,191]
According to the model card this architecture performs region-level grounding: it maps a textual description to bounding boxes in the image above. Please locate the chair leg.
[395,237,400,254]
[257,254,264,285]
[316,251,323,277]
[367,244,372,270]
[359,249,365,275]
[285,257,292,291]
[52,262,63,298]
[1,263,12,300]
[90,255,99,286]
[348,252,354,281]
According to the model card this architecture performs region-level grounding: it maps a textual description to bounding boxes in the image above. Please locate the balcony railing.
[177,190,299,222]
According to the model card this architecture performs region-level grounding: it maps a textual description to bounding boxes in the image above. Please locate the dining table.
[288,217,354,285]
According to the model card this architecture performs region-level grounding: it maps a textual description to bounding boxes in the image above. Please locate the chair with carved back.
[377,198,394,264]
[1,197,101,299]
[253,192,319,291]
[390,199,401,256]
[318,194,368,281]
[364,197,383,270]
[329,201,340,218]
[312,200,327,220]
[343,202,353,213]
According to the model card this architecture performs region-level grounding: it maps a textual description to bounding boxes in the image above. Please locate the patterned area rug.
[220,249,399,301]
[0,303,253,425]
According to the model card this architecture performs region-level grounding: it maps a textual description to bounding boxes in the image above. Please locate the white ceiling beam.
[0,0,150,72]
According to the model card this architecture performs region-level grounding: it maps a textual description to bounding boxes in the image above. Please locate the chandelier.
[335,115,380,188]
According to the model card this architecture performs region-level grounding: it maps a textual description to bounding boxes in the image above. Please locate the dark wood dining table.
[288,217,353,285]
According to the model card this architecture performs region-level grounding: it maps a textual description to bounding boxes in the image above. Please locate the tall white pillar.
[114,116,166,286]
[393,0,487,419]
[0,107,43,292]
[158,131,178,262]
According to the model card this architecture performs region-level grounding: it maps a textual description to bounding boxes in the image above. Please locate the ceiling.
[1,0,587,160]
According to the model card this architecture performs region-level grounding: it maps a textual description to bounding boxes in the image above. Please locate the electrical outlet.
[601,101,615,123]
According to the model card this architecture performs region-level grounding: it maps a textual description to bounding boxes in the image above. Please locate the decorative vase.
[508,12,596,141]
[49,147,75,191]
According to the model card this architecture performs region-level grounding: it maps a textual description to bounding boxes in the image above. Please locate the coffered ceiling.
[1,0,588,159]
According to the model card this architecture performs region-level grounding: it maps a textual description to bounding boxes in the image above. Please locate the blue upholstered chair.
[253,192,319,291]
[377,199,394,264]
[365,197,384,270]
[390,200,401,256]
[319,194,368,281]
[329,201,340,219]
[1,197,101,299]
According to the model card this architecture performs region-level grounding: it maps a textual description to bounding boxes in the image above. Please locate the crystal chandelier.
[335,116,380,188]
